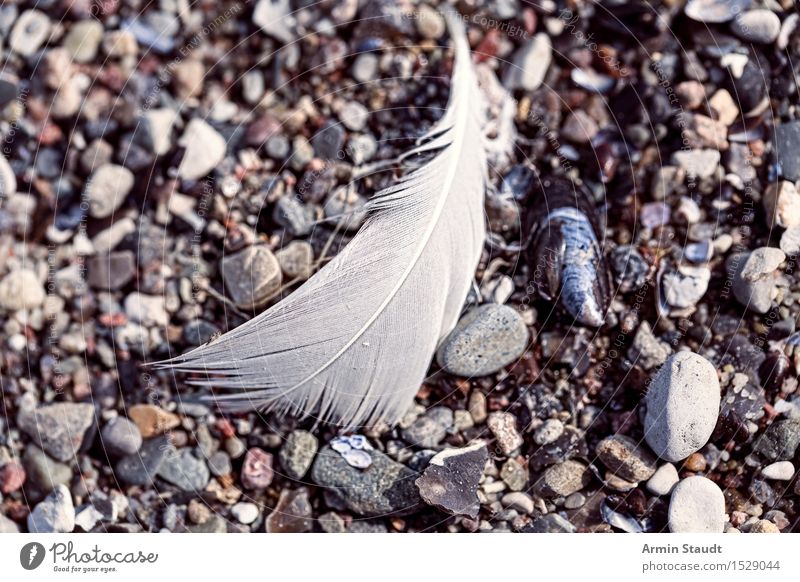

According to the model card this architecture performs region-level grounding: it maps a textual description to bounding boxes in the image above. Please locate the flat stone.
[311,444,422,516]
[273,195,316,236]
[646,463,680,496]
[671,149,720,178]
[207,451,232,477]
[503,33,551,91]
[27,484,75,533]
[22,445,71,492]
[415,441,488,518]
[436,304,529,377]
[115,436,171,487]
[685,0,751,23]
[128,404,180,438]
[0,269,45,310]
[539,460,591,497]
[87,251,137,290]
[139,108,178,156]
[84,164,134,218]
[100,417,142,457]
[221,245,282,309]
[157,448,210,491]
[312,121,346,159]
[731,9,781,44]
[279,430,318,480]
[668,476,725,533]
[644,352,720,462]
[596,435,658,482]
[402,407,453,448]
[177,119,227,181]
[18,402,95,462]
[265,488,313,533]
[487,412,523,455]
[241,448,274,490]
[338,102,369,132]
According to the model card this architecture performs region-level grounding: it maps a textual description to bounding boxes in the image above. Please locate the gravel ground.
[1,0,800,533]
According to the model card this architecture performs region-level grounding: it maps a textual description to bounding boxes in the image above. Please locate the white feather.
[157,11,488,428]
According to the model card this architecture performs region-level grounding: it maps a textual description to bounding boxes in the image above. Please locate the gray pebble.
[101,417,142,457]
[177,119,227,181]
[221,245,282,309]
[0,269,45,311]
[273,195,316,236]
[402,407,453,448]
[685,0,751,23]
[729,247,785,314]
[731,10,781,44]
[539,460,591,497]
[84,164,134,218]
[338,102,369,132]
[28,484,75,533]
[18,402,95,463]
[207,451,232,477]
[646,463,680,496]
[775,121,800,182]
[503,33,551,91]
[115,436,171,487]
[668,476,725,533]
[415,441,487,518]
[351,53,378,83]
[644,352,720,462]
[156,448,210,492]
[279,430,319,480]
[22,444,72,492]
[596,435,658,482]
[754,420,800,461]
[436,304,529,377]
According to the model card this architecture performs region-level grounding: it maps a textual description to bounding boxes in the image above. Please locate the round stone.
[0,269,45,311]
[644,352,720,462]
[668,476,725,533]
[436,304,529,377]
[101,417,143,457]
[84,164,134,218]
[731,9,781,44]
[231,502,259,525]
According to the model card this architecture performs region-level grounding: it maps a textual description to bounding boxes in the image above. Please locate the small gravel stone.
[763,181,800,229]
[221,245,282,309]
[671,149,720,178]
[27,484,75,533]
[415,441,487,518]
[685,0,751,23]
[644,352,720,462]
[241,448,274,490]
[0,513,19,533]
[64,20,104,63]
[502,491,534,515]
[415,4,445,39]
[436,304,529,377]
[533,419,564,445]
[177,119,227,181]
[731,9,781,44]
[273,195,316,236]
[275,241,314,281]
[761,461,795,481]
[754,420,800,461]
[140,109,177,156]
[668,476,725,533]
[18,402,95,463]
[87,251,137,291]
[500,458,528,491]
[596,435,658,482]
[101,417,142,457]
[628,321,671,370]
[253,0,295,44]
[311,444,422,516]
[115,436,171,487]
[74,505,104,532]
[780,227,800,255]
[9,10,50,57]
[128,404,180,438]
[0,460,25,494]
[84,164,134,218]
[0,154,16,196]
[279,430,319,480]
[231,502,259,525]
[730,248,785,314]
[207,451,232,477]
[539,460,591,497]
[775,121,800,182]
[265,488,313,533]
[0,269,45,311]
[402,407,453,448]
[487,412,523,455]
[561,110,599,144]
[338,102,369,132]
[156,448,210,492]
[312,121,346,159]
[503,33,551,91]
[352,53,378,83]
[646,463,680,496]
[749,519,780,533]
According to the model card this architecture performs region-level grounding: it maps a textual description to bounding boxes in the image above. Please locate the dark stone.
[115,436,171,486]
[87,251,137,290]
[415,442,488,518]
[265,488,313,533]
[775,121,800,182]
[754,420,800,462]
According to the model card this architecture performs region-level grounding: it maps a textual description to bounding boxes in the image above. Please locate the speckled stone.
[415,441,488,518]
[17,403,95,463]
[596,435,658,482]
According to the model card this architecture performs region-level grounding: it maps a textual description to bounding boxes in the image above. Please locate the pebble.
[500,458,528,491]
[279,430,319,480]
[539,460,591,497]
[646,463,680,496]
[172,59,204,100]
[668,476,725,533]
[84,164,134,219]
[64,20,104,63]
[596,435,658,482]
[0,460,25,494]
[729,248,785,314]
[128,404,180,438]
[561,110,599,144]
[0,269,45,311]
[644,352,720,462]
[253,0,295,44]
[74,505,104,532]
[402,406,453,448]
[207,451,232,477]
[501,492,534,515]
[761,461,795,481]
[241,448,274,490]
[503,33,551,91]
[763,181,800,229]
[21,444,69,494]
[487,412,523,455]
[628,321,671,370]
[0,149,17,196]
[685,0,751,23]
[140,109,177,156]
[671,149,720,178]
[9,10,50,57]
[177,119,227,181]
[415,441,488,518]
[115,436,171,486]
[731,10,781,44]
[311,444,422,516]
[415,4,445,39]
[749,519,780,533]
[775,121,800,182]
[338,102,369,132]
[18,402,95,463]
[754,420,800,461]
[780,227,800,256]
[351,53,378,84]
[27,484,75,533]
[318,512,346,533]
[523,513,576,533]
[533,419,564,446]
[273,195,316,236]
[265,488,313,533]
[436,304,529,377]
[87,251,137,290]
[221,245,282,309]
[100,417,142,457]
[231,502,259,525]
[312,121,346,159]
[275,241,314,281]
[156,449,210,492]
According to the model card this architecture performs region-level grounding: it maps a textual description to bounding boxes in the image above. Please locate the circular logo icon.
[20,542,46,570]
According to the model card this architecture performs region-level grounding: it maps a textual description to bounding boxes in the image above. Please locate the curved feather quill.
[158,11,487,428]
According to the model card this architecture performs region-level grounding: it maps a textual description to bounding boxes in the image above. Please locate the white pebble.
[761,461,795,481]
[646,463,680,496]
[231,502,260,525]
[668,476,726,533]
